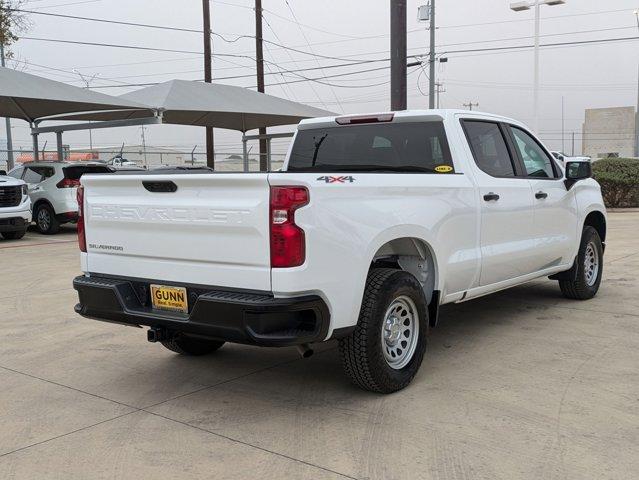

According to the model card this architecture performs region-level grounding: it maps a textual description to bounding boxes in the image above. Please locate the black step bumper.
[73,275,330,347]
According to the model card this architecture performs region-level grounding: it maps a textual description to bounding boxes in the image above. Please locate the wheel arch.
[32,198,55,214]
[583,210,606,245]
[369,234,440,327]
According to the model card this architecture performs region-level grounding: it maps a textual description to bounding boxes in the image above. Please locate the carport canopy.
[0,66,152,122]
[54,79,333,131]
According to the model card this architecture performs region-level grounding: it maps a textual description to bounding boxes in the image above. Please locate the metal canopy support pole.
[56,131,64,161]
[266,137,271,172]
[242,135,248,172]
[31,123,39,162]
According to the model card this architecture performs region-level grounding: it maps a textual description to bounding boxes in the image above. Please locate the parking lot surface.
[1,214,638,480]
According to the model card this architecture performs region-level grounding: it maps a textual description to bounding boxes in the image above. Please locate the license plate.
[150,284,188,313]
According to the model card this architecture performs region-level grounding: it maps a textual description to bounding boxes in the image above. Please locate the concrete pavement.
[0,215,637,479]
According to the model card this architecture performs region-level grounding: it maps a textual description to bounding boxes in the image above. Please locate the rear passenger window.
[462,121,515,177]
[8,167,24,179]
[510,127,556,178]
[22,166,45,183]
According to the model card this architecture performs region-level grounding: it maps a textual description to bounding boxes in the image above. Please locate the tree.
[0,0,29,59]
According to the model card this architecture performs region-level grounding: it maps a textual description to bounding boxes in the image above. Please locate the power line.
[21,34,639,92]
[8,7,381,63]
[282,0,343,112]
[20,36,257,59]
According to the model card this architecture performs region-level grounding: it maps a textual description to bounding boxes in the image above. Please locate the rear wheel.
[339,268,429,393]
[1,229,27,240]
[559,226,603,300]
[161,333,225,356]
[35,204,60,235]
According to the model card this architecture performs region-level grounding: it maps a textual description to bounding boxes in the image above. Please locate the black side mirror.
[564,161,592,190]
[0,170,6,176]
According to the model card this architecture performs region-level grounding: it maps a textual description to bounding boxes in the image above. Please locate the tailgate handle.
[143,181,177,193]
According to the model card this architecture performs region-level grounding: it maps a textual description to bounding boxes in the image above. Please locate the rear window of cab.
[287,121,454,173]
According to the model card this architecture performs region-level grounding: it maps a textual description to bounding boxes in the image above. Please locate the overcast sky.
[3,0,639,157]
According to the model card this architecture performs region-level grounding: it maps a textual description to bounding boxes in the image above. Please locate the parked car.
[73,110,606,393]
[551,151,590,165]
[8,161,112,234]
[0,170,31,240]
[105,155,144,170]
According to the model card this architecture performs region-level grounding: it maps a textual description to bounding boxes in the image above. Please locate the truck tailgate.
[81,173,271,291]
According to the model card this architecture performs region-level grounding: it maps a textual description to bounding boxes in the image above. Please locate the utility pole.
[463,101,479,111]
[429,0,436,109]
[255,0,267,171]
[202,0,215,168]
[435,82,445,108]
[0,43,14,170]
[571,131,575,156]
[390,0,407,110]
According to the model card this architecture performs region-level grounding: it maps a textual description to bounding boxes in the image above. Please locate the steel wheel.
[381,295,419,370]
[37,207,51,231]
[584,241,599,287]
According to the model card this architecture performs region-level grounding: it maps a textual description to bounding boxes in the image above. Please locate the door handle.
[483,192,500,202]
[535,191,548,199]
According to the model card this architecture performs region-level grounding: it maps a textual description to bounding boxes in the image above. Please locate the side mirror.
[0,170,6,176]
[564,161,592,190]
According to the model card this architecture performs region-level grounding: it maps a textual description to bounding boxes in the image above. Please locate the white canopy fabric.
[0,67,152,122]
[57,80,334,131]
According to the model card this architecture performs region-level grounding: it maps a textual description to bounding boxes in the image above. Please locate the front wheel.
[339,268,429,393]
[161,333,225,356]
[559,226,603,300]
[35,204,60,235]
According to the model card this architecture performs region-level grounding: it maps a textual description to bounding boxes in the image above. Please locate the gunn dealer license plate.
[150,284,188,313]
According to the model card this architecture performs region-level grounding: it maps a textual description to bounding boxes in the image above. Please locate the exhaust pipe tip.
[296,343,314,358]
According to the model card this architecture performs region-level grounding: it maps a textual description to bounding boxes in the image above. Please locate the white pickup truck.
[73,110,606,393]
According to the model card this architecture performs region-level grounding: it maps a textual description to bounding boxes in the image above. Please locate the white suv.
[0,171,31,240]
[8,161,112,234]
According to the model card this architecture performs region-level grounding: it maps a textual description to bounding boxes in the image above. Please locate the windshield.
[287,121,454,173]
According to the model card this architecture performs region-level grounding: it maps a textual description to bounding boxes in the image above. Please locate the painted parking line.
[0,239,77,250]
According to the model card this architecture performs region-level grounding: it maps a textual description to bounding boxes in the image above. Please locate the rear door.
[507,125,578,270]
[81,173,272,291]
[461,119,536,286]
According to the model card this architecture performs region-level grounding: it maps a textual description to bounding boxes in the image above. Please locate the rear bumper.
[73,275,330,347]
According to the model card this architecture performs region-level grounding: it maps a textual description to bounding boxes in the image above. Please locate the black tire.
[339,268,429,393]
[559,226,603,300]
[160,333,225,356]
[34,204,60,235]
[1,229,27,240]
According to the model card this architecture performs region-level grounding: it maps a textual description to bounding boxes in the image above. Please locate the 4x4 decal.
[316,176,355,183]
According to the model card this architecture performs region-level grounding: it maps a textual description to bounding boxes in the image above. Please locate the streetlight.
[509,0,566,134]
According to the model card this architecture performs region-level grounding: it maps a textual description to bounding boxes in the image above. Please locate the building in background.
[582,106,638,159]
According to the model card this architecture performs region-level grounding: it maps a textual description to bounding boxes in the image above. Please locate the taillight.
[270,186,309,268]
[77,185,86,252]
[57,178,81,188]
